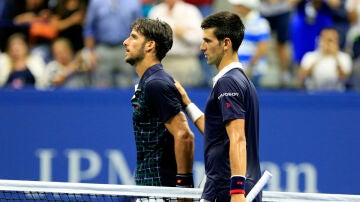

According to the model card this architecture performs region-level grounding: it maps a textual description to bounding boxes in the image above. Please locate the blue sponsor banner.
[0,89,359,194]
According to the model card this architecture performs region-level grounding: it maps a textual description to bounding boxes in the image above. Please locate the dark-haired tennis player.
[175,11,262,202]
[123,18,195,188]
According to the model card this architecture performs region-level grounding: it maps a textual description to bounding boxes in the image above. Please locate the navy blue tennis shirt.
[131,64,182,187]
[202,62,261,201]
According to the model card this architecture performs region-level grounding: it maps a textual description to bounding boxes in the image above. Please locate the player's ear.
[223,38,232,51]
[145,40,155,53]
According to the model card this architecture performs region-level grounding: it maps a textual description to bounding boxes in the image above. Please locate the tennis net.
[1,179,360,202]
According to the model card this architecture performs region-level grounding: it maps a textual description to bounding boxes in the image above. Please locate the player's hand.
[174,80,192,107]
[231,194,246,202]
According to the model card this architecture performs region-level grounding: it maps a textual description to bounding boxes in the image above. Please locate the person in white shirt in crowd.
[228,0,271,87]
[0,33,46,89]
[297,27,352,91]
[148,0,204,87]
[45,37,90,89]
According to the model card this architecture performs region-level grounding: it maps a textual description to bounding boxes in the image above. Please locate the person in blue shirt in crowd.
[291,0,338,66]
[175,11,261,202]
[228,0,271,88]
[83,0,142,88]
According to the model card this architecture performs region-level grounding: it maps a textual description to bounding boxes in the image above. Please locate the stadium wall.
[0,89,359,195]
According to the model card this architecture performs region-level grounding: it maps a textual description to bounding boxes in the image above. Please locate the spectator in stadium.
[1,0,53,61]
[183,0,213,18]
[0,33,46,89]
[229,0,271,87]
[329,0,350,51]
[83,0,142,88]
[141,0,157,17]
[259,0,296,87]
[184,0,216,87]
[45,37,90,89]
[297,27,352,90]
[51,0,89,53]
[123,18,195,187]
[148,0,204,87]
[290,0,340,66]
[175,11,262,202]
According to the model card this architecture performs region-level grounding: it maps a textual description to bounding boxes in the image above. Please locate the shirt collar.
[212,62,243,87]
[134,64,163,91]
[140,64,162,82]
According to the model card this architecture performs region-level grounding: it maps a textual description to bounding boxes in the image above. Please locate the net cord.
[1,179,360,201]
[0,180,201,199]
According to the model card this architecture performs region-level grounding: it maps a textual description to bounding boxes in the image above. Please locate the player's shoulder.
[219,68,245,82]
[145,75,175,95]
[146,78,170,87]
[216,69,250,90]
[146,70,173,85]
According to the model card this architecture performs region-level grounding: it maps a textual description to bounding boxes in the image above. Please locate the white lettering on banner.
[65,149,102,182]
[36,149,203,185]
[37,149,134,184]
[35,149,56,181]
[284,163,318,192]
[218,92,239,100]
[36,149,318,192]
[106,150,135,185]
[261,162,318,192]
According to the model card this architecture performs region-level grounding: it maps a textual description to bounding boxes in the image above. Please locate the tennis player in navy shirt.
[123,18,195,187]
[175,11,261,202]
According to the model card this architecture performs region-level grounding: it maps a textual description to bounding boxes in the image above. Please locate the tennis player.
[175,11,262,202]
[123,18,195,188]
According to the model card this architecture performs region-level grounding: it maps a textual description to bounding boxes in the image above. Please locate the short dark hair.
[131,18,173,61]
[201,11,245,52]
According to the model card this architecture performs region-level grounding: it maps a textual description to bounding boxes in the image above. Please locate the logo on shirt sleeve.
[218,92,239,100]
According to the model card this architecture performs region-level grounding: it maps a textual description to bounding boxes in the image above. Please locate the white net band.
[1,179,360,201]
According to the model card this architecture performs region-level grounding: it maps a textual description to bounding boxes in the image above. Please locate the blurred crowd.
[0,0,359,91]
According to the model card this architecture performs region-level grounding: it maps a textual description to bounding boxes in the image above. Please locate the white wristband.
[185,103,204,123]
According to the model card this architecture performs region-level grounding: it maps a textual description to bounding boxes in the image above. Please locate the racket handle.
[246,170,272,202]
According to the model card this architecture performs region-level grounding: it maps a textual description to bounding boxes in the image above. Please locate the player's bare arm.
[226,119,247,202]
[174,80,205,134]
[165,111,194,174]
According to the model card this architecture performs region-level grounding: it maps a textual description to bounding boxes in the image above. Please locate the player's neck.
[216,53,239,72]
[135,58,160,78]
